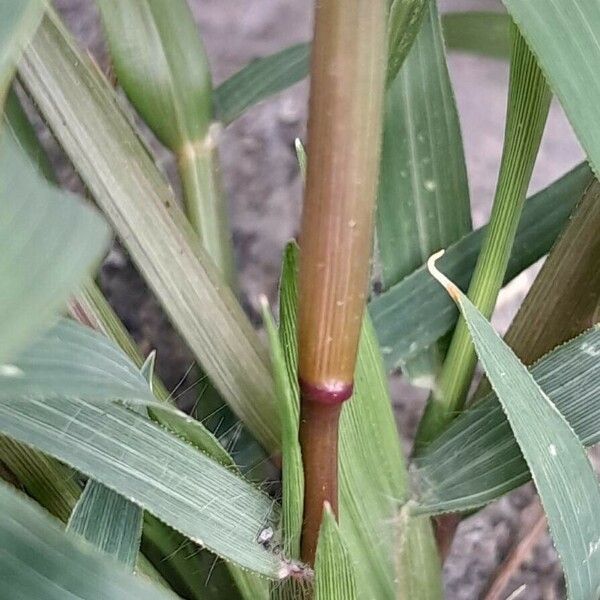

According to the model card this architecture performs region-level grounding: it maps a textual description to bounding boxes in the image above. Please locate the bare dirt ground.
[52,1,585,597]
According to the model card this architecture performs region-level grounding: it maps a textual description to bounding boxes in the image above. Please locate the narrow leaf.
[97,0,235,283]
[314,504,357,600]
[215,43,310,126]
[378,0,471,386]
[428,255,600,599]
[261,292,303,559]
[379,0,471,291]
[416,25,551,443]
[19,13,279,451]
[370,163,592,371]
[0,317,237,470]
[65,349,156,570]
[0,482,175,600]
[502,0,600,178]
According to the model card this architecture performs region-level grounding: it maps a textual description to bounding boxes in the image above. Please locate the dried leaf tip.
[427,250,460,301]
[258,294,270,311]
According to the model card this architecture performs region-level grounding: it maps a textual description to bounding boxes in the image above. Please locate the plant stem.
[299,402,342,564]
[298,0,387,565]
[415,26,551,449]
[177,125,237,290]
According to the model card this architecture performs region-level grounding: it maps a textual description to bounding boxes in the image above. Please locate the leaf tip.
[427,250,460,302]
[258,293,270,310]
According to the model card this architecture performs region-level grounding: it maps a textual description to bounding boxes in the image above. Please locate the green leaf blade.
[19,14,279,451]
[97,0,212,149]
[0,0,42,102]
[502,0,600,179]
[415,325,600,514]
[370,163,593,371]
[215,43,310,126]
[0,133,110,363]
[378,0,471,385]
[314,505,357,600]
[0,482,175,600]
[67,482,143,569]
[442,12,510,59]
[429,261,600,599]
[0,395,281,577]
[0,320,280,577]
[261,293,303,559]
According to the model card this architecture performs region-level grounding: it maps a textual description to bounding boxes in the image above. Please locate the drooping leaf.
[442,11,510,59]
[0,0,42,103]
[377,0,471,386]
[502,0,600,179]
[370,162,592,371]
[426,258,600,599]
[0,482,175,600]
[19,13,280,451]
[313,504,357,600]
[0,130,110,363]
[0,317,280,577]
[0,393,281,576]
[415,183,600,513]
[415,325,600,514]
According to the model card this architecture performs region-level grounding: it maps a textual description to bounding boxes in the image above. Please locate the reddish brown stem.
[297,0,386,567]
[299,400,342,565]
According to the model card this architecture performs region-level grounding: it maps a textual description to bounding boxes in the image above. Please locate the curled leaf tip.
[427,249,460,301]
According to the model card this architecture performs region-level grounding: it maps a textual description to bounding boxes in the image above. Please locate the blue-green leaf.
[427,255,600,599]
[0,482,175,599]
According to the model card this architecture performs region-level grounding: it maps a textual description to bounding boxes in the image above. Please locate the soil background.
[50,1,586,598]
